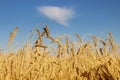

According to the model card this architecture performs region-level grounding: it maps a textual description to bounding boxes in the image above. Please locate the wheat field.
[0,26,120,80]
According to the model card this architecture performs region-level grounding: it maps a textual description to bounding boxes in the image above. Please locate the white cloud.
[36,6,74,26]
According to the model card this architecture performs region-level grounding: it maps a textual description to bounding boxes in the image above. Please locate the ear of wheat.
[76,34,82,43]
[100,39,106,46]
[34,44,48,48]
[44,25,50,37]
[108,32,116,51]
[8,27,19,46]
[36,29,41,38]
[92,35,98,47]
[35,29,43,44]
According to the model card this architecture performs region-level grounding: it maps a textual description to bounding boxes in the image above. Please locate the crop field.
[0,26,120,80]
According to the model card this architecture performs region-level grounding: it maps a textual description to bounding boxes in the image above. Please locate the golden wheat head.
[8,27,19,46]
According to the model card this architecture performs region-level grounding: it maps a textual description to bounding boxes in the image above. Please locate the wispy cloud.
[36,6,74,26]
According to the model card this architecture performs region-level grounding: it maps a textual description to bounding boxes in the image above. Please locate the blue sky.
[0,0,120,48]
